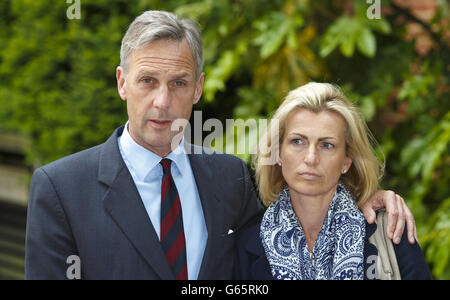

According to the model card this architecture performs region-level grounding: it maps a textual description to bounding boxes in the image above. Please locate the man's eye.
[322,142,334,149]
[142,78,153,84]
[174,81,185,87]
[292,139,303,145]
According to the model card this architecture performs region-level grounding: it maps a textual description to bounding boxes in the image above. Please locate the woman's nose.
[304,145,318,165]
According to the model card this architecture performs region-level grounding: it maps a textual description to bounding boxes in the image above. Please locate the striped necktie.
[160,158,188,280]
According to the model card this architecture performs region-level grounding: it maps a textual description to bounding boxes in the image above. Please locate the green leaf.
[360,96,377,120]
[203,41,248,102]
[320,17,349,57]
[340,31,357,57]
[321,16,377,58]
[357,27,376,57]
[253,11,304,59]
[367,18,391,34]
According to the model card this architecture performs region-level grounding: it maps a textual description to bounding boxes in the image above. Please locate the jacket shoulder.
[39,143,103,177]
[186,143,248,169]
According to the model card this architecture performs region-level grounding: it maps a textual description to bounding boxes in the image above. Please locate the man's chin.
[143,134,183,154]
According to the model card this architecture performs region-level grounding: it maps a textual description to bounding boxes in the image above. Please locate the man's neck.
[127,125,183,158]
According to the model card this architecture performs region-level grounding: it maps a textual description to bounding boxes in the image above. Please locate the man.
[25,10,416,280]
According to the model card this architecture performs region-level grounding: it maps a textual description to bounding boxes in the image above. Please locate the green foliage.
[320,2,391,58]
[253,11,304,59]
[0,0,448,278]
[0,0,142,164]
[422,197,450,279]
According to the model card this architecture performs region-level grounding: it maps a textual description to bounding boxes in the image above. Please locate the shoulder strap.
[368,210,402,280]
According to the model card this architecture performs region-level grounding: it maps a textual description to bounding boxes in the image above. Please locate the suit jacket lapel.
[187,144,224,280]
[99,127,174,279]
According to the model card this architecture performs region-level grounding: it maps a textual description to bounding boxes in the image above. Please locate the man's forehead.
[135,66,193,79]
[129,39,195,73]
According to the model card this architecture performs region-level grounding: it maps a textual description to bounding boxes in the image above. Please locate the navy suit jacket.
[25,126,263,279]
[234,213,431,280]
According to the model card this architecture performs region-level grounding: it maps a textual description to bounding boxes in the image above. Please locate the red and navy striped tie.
[160,158,188,280]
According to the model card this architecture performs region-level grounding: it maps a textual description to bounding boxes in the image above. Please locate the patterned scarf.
[260,182,366,280]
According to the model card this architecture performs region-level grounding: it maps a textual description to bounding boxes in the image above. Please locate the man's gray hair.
[120,10,203,81]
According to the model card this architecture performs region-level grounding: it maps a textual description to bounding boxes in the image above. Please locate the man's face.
[116,39,204,156]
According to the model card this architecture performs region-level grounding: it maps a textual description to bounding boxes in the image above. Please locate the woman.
[234,82,430,280]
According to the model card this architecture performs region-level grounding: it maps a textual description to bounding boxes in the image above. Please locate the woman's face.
[279,109,352,199]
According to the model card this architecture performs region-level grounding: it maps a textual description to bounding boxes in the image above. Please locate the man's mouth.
[149,119,173,128]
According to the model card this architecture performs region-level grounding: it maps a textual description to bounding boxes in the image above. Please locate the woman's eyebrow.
[289,132,337,141]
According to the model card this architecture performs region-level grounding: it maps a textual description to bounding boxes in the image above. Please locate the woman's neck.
[289,186,337,252]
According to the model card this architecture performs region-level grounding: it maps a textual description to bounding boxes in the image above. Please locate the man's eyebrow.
[134,69,192,80]
[289,132,337,141]
[173,72,191,79]
[135,69,158,78]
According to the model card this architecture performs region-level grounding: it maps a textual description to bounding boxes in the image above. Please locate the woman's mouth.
[299,172,321,180]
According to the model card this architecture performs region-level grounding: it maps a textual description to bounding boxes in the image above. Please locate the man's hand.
[361,190,417,245]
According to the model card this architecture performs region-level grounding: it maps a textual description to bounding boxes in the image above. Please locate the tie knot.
[160,158,172,173]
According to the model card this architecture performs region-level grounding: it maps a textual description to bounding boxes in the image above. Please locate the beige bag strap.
[368,210,402,280]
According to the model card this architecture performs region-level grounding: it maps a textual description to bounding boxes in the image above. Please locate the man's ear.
[116,66,127,101]
[193,72,205,105]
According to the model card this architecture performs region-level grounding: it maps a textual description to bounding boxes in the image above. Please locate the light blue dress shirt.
[117,122,207,279]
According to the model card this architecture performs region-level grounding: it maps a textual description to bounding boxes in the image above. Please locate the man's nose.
[153,85,171,110]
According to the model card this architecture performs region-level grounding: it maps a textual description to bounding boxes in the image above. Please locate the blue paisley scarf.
[260,182,366,280]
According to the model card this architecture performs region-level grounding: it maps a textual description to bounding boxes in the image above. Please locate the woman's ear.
[342,156,352,174]
[277,153,282,167]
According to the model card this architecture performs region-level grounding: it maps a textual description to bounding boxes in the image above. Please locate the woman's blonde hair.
[254,82,384,207]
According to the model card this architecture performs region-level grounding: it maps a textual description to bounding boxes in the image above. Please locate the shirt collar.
[119,121,188,181]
